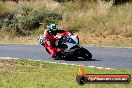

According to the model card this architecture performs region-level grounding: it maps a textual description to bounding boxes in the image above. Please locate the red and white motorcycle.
[54,33,92,60]
[38,32,92,60]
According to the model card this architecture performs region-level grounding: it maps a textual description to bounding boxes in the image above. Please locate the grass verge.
[0,59,131,88]
[0,36,38,45]
[0,35,132,48]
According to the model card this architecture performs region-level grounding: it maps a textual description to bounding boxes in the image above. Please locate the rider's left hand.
[38,36,44,45]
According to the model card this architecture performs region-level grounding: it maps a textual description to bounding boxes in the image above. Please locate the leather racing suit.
[41,29,72,58]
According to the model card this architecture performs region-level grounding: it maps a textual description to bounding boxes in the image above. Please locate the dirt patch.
[0,59,11,68]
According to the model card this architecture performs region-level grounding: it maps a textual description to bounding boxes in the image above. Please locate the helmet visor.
[52,28,57,31]
[50,24,57,31]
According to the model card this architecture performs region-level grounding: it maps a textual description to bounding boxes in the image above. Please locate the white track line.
[0,57,19,60]
[0,57,114,70]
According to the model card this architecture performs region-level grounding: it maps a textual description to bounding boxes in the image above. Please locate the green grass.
[0,59,131,88]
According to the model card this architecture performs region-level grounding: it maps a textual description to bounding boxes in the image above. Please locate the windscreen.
[62,36,76,44]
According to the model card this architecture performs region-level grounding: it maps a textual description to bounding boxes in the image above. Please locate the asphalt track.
[0,44,132,70]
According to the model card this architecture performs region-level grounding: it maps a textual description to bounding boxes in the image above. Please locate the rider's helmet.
[49,24,57,32]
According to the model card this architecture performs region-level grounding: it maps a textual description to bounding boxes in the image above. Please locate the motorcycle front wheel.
[78,47,92,60]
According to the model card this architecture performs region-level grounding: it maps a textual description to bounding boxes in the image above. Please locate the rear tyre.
[54,52,63,60]
[54,51,70,60]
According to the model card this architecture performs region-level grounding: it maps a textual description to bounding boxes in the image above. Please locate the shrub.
[0,1,62,36]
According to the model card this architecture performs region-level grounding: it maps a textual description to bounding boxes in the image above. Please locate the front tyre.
[79,47,92,60]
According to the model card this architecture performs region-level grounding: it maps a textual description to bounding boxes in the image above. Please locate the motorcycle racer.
[38,24,72,58]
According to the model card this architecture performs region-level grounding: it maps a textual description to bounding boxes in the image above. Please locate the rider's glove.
[54,35,62,40]
[38,36,44,45]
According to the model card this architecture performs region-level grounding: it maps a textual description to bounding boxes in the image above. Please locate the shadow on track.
[63,58,102,61]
